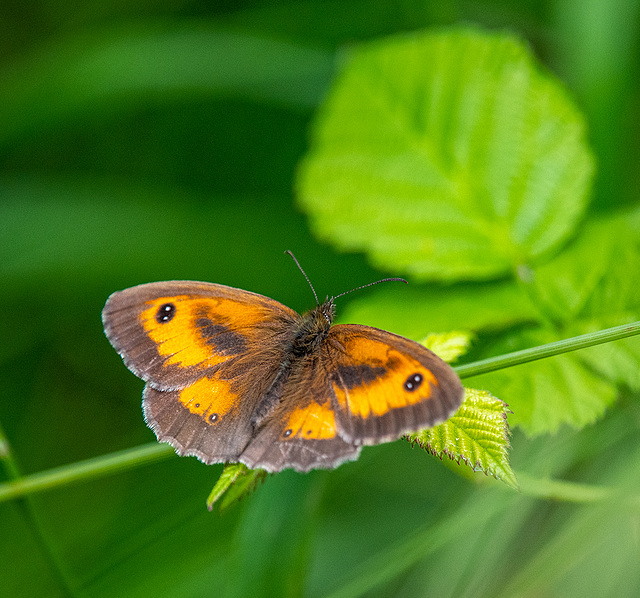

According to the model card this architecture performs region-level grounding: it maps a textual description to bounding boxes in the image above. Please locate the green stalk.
[0,443,173,503]
[454,321,640,379]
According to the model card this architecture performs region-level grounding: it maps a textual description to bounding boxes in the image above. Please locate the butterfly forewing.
[102,281,298,389]
[324,325,464,444]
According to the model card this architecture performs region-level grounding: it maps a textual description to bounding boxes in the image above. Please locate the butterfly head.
[320,297,336,324]
[306,298,335,334]
[285,249,406,357]
[292,299,335,357]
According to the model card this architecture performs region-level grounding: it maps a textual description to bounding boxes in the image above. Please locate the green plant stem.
[516,472,613,503]
[0,442,173,504]
[454,320,640,379]
[0,419,22,480]
[2,321,639,504]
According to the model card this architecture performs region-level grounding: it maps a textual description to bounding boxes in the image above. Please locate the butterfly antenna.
[333,277,408,300]
[285,250,319,306]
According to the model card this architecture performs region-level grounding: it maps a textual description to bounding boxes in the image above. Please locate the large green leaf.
[341,211,640,436]
[297,28,594,280]
[530,211,640,391]
[339,278,539,340]
[479,214,640,434]
[476,326,618,435]
[476,211,640,435]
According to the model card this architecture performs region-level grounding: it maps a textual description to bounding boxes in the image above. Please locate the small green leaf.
[206,463,267,512]
[206,463,245,510]
[421,330,474,363]
[298,28,593,281]
[409,388,518,489]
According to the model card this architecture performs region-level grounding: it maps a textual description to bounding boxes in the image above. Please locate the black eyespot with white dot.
[404,373,423,392]
[283,429,293,438]
[208,413,219,423]
[156,303,176,323]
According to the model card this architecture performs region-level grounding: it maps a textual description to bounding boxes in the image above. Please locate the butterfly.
[102,254,464,473]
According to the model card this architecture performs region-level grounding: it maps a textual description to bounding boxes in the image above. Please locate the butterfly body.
[290,300,334,356]
[103,281,464,472]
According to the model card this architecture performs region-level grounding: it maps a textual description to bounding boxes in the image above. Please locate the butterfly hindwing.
[239,354,361,472]
[143,383,252,464]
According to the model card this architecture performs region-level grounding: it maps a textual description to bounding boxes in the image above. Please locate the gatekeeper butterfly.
[102,253,464,472]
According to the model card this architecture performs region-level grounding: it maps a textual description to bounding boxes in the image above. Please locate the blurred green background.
[1,1,639,597]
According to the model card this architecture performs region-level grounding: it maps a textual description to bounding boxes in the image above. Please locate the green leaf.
[297,28,594,281]
[529,211,640,323]
[206,463,246,510]
[409,388,517,489]
[476,327,618,435]
[421,330,474,363]
[340,278,539,341]
[342,210,640,437]
[207,463,267,512]
[473,211,640,436]
[529,211,640,391]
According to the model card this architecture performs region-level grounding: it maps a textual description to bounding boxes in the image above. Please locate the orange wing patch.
[178,375,237,424]
[139,295,268,368]
[282,400,337,440]
[332,344,438,419]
